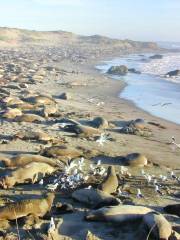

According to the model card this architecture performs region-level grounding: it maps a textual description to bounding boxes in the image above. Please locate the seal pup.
[98,166,118,194]
[85,205,153,222]
[1,154,62,168]
[143,212,172,240]
[0,162,56,188]
[0,193,55,220]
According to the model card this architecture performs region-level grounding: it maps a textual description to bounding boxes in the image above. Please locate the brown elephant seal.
[85,205,153,222]
[0,193,55,220]
[143,212,172,240]
[164,204,180,217]
[14,130,53,142]
[98,166,118,194]
[90,117,109,129]
[2,96,24,106]
[72,188,120,208]
[125,153,148,167]
[71,124,101,137]
[11,102,37,110]
[40,145,82,161]
[16,113,45,123]
[1,154,62,168]
[2,108,22,119]
[23,95,56,105]
[42,104,59,118]
[0,162,56,188]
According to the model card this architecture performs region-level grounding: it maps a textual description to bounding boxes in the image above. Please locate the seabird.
[137,188,144,198]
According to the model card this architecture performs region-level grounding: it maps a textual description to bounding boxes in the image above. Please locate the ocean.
[96,44,180,124]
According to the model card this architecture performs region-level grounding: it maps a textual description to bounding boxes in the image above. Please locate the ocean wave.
[140,53,180,83]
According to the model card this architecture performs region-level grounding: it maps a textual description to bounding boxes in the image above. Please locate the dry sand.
[0,52,180,239]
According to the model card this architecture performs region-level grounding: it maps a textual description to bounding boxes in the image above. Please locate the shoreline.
[94,54,180,127]
[75,58,180,167]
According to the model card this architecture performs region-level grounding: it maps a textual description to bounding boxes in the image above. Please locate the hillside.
[0,27,159,58]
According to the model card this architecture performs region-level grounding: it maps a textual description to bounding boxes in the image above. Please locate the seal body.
[143,212,172,240]
[0,193,55,220]
[0,162,56,188]
[99,166,118,194]
[85,205,152,222]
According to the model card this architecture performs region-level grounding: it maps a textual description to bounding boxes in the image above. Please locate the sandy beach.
[0,41,180,239]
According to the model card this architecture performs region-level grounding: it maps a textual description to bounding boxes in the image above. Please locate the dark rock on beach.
[107,65,128,75]
[165,69,180,77]
[149,54,163,59]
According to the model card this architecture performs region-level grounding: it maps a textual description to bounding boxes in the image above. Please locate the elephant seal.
[14,130,53,142]
[2,96,24,106]
[23,95,56,105]
[72,188,120,208]
[0,193,55,220]
[16,113,45,123]
[129,118,146,130]
[40,145,82,161]
[90,117,109,129]
[71,124,101,137]
[42,104,59,118]
[1,154,62,168]
[164,204,180,217]
[11,102,37,110]
[2,108,22,119]
[0,162,56,188]
[85,205,153,222]
[125,153,148,167]
[143,212,172,240]
[98,166,118,194]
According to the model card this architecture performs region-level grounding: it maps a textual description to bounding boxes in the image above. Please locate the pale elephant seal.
[98,166,118,194]
[85,205,152,223]
[72,188,120,208]
[125,153,148,167]
[143,212,172,240]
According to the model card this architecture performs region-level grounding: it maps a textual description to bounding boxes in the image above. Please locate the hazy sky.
[0,0,180,41]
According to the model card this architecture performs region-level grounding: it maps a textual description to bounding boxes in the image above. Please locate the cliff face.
[0,27,159,58]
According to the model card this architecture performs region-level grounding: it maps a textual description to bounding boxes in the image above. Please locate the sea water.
[96,50,180,124]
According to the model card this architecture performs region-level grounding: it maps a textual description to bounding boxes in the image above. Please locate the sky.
[0,0,180,42]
